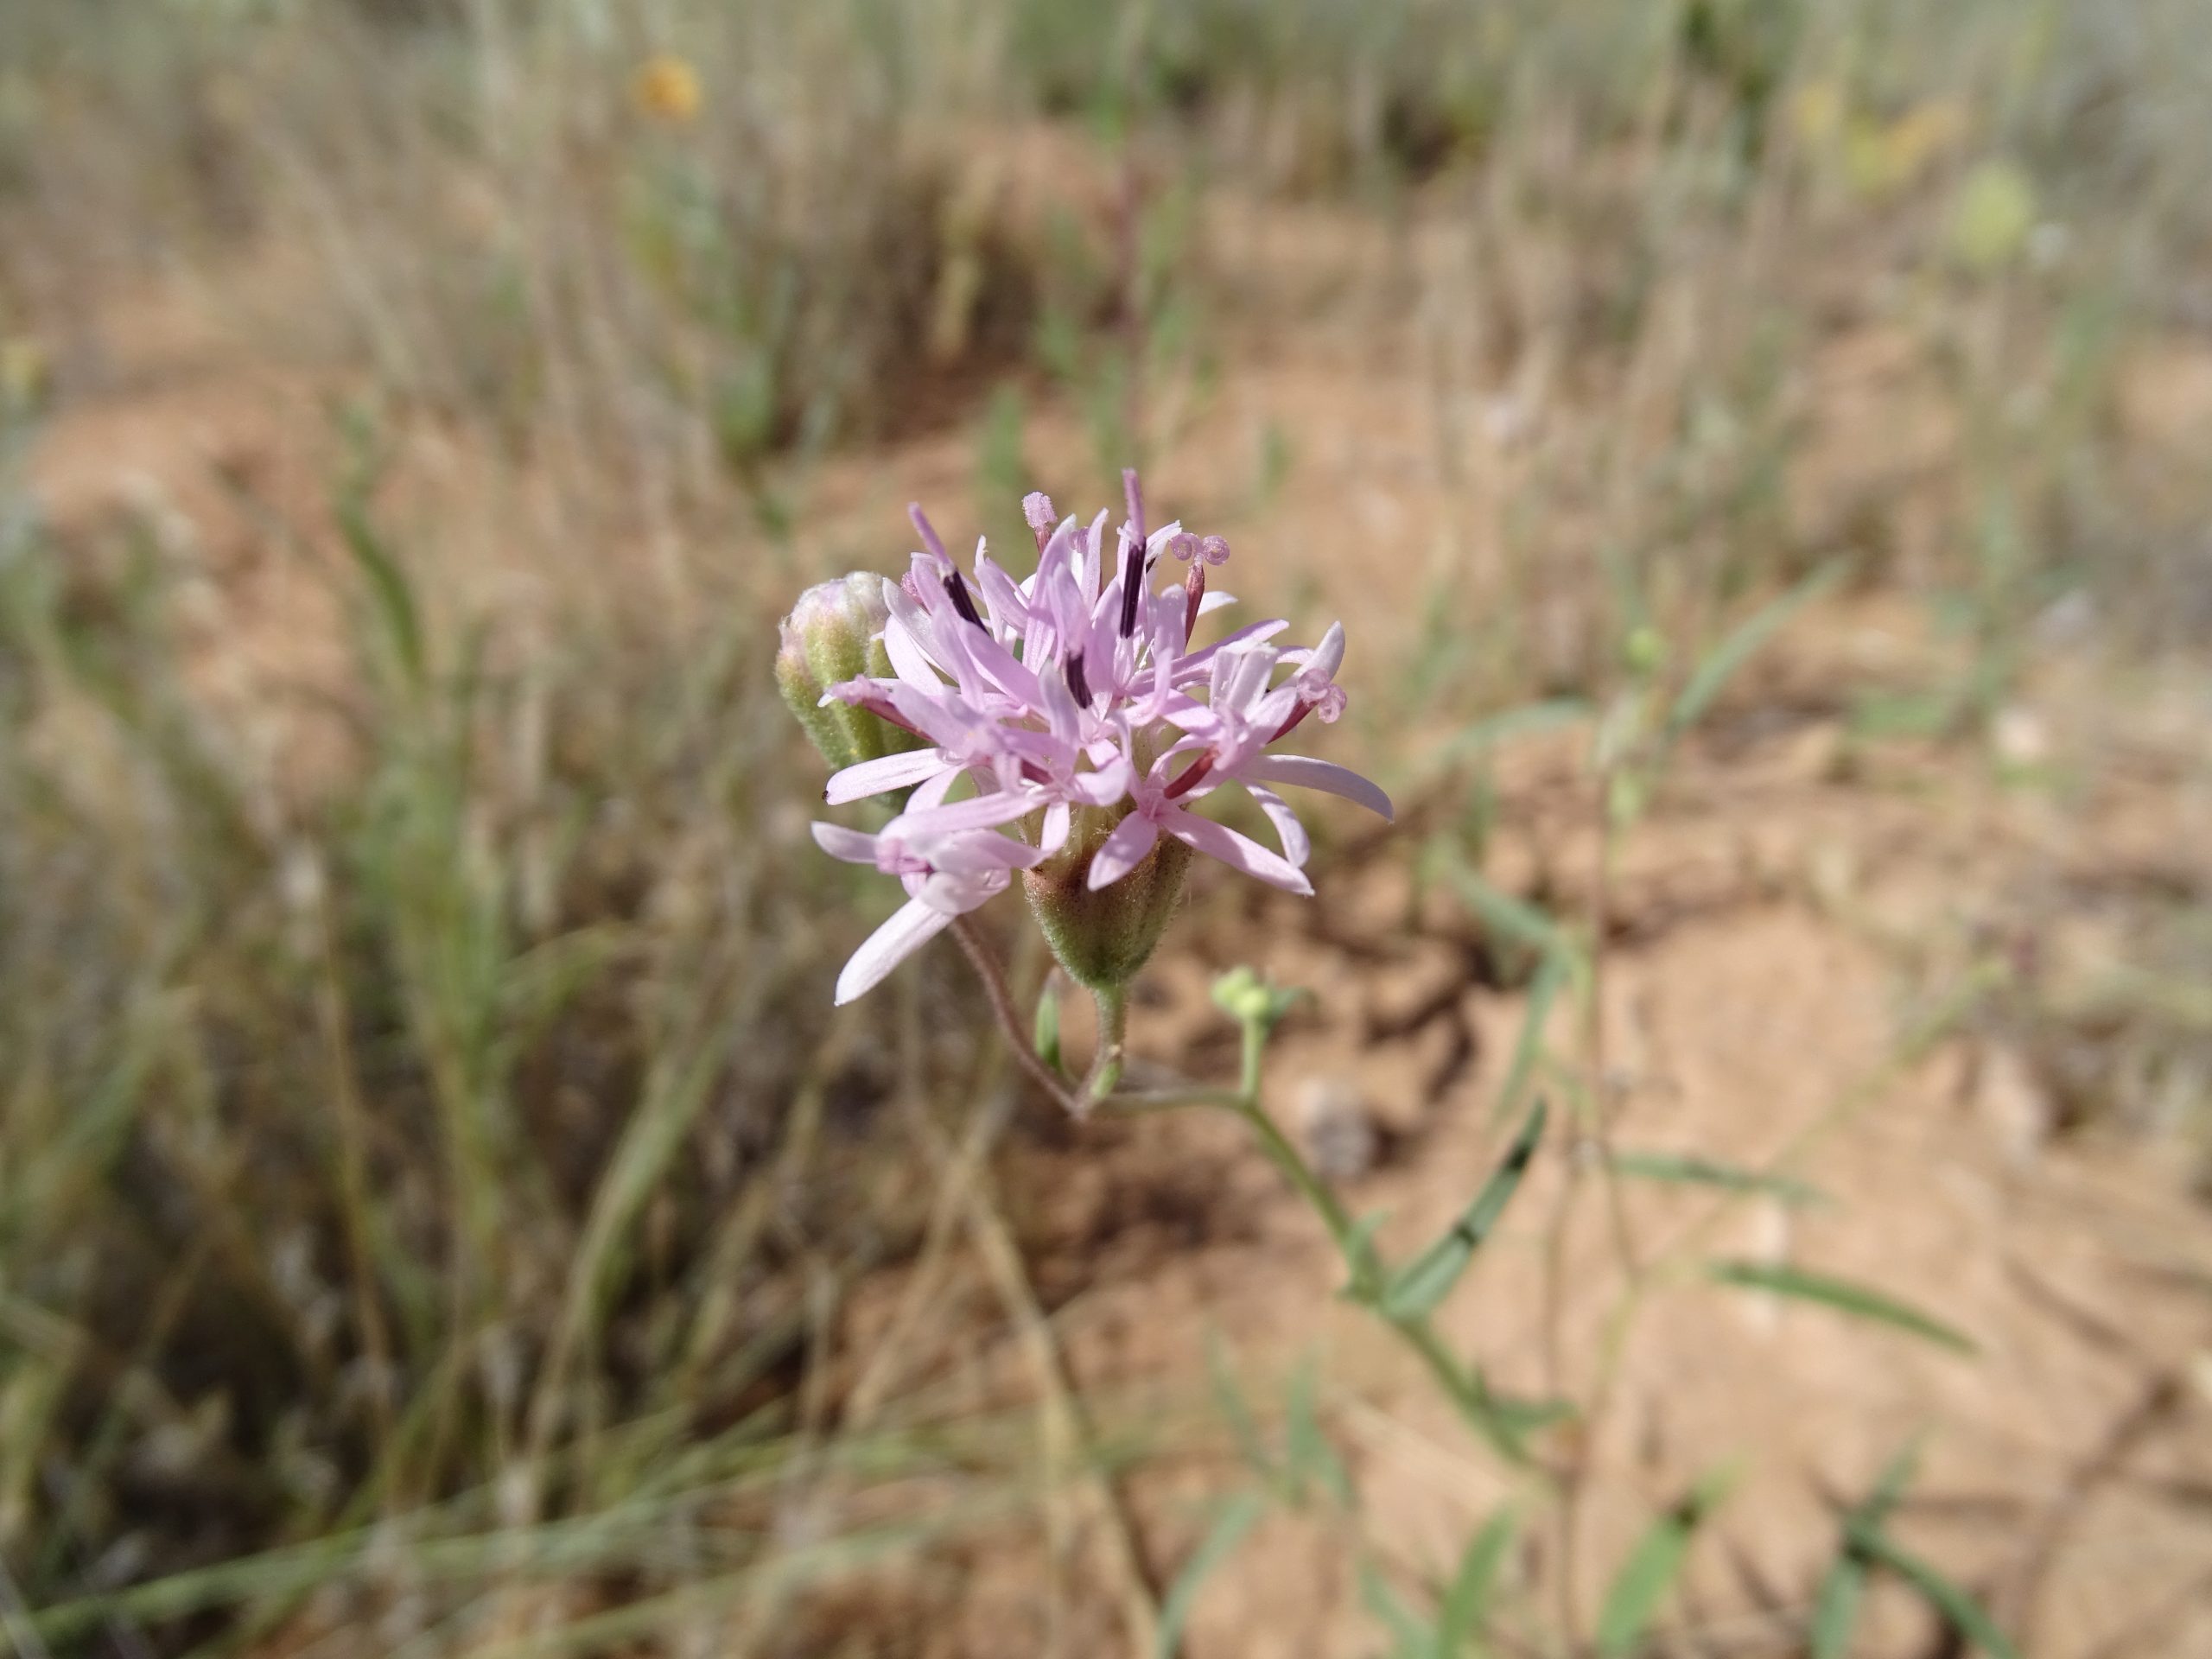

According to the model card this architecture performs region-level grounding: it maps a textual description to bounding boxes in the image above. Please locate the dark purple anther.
[1065,652,1090,707]
[944,571,985,628]
[1116,467,1148,638]
[1116,533,1146,638]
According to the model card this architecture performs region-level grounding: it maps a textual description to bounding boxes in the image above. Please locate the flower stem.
[1218,1015,1533,1466]
[1079,983,1130,1110]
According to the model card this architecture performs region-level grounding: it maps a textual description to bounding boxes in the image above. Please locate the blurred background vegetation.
[3,0,2211,1654]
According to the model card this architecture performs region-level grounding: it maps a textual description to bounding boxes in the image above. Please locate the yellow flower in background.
[1885,100,1967,180]
[1790,79,1844,149]
[1841,98,1969,200]
[0,334,48,413]
[633,54,701,125]
[1948,160,2038,272]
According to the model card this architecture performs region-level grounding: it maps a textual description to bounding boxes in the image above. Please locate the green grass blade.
[1852,1529,2019,1659]
[1495,951,1567,1125]
[1490,1395,1577,1436]
[1813,1435,1924,1659]
[1808,1554,1867,1659]
[1204,1333,1277,1485]
[1436,1507,1517,1655]
[1607,1151,1827,1208]
[1707,1261,1977,1355]
[334,486,425,694]
[1593,1510,1691,1657]
[1859,1436,1924,1524]
[1382,1099,1548,1319]
[1283,1357,1351,1508]
[1358,1561,1434,1659]
[1666,561,1843,740]
[1437,861,1577,964]
[1155,1491,1267,1658]
[1594,1470,1732,1658]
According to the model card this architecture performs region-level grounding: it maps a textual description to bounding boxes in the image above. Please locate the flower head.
[793,469,1390,1003]
[633,54,702,124]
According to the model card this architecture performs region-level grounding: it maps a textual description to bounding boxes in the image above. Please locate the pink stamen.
[1163,754,1215,800]
[1269,701,1314,745]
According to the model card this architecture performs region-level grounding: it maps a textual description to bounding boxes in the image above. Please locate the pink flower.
[806,470,1390,1001]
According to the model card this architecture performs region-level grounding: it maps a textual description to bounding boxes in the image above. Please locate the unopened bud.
[1210,965,1306,1032]
[776,574,926,771]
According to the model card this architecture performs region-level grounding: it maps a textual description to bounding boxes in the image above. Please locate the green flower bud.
[1210,965,1306,1032]
[1624,624,1666,677]
[1020,807,1193,992]
[775,574,927,771]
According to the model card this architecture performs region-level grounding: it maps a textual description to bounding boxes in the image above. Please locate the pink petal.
[887,790,1039,840]
[1242,784,1312,868]
[1039,802,1071,857]
[824,748,948,805]
[1236,754,1395,822]
[907,766,963,812]
[810,823,882,864]
[1078,509,1109,604]
[929,836,1046,874]
[835,895,957,1005]
[1173,618,1290,682]
[1071,757,1134,806]
[883,617,943,690]
[911,865,1015,911]
[1164,809,1314,896]
[1085,811,1160,891]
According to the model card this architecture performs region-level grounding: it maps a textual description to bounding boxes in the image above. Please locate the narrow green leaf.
[1338,1209,1392,1300]
[1593,1509,1692,1656]
[1852,1529,2019,1659]
[1033,980,1064,1077]
[1808,1554,1867,1659]
[1154,1491,1267,1658]
[1495,951,1567,1125]
[1813,1436,1924,1659]
[1382,1099,1548,1319]
[1204,1334,1275,1485]
[1284,1357,1351,1509]
[1359,1561,1434,1659]
[334,479,425,693]
[1608,1151,1827,1208]
[1489,1395,1576,1437]
[1708,1261,1977,1355]
[1439,861,1576,964]
[1859,1437,1924,1525]
[1666,560,1843,739]
[1436,1508,1517,1656]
